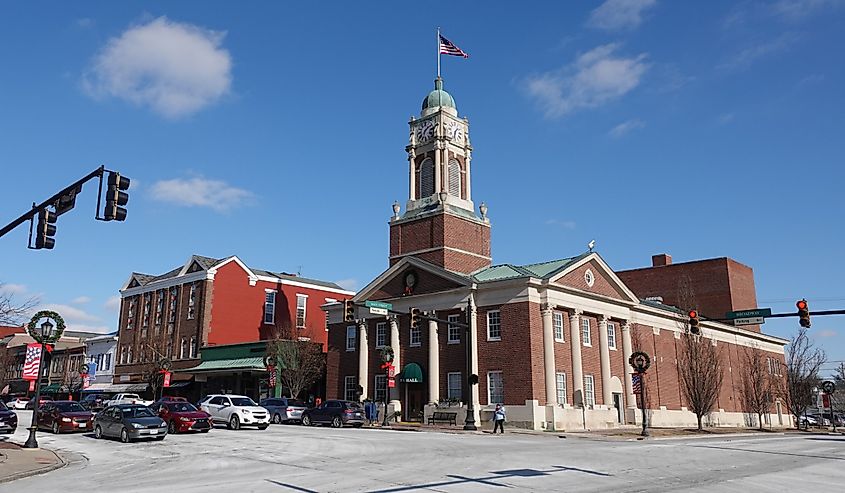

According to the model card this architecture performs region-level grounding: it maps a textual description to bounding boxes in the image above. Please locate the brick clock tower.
[389,77,491,274]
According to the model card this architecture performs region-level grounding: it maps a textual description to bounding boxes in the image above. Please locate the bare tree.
[739,345,772,430]
[266,325,325,400]
[675,276,724,431]
[139,332,173,400]
[0,282,37,326]
[777,327,826,429]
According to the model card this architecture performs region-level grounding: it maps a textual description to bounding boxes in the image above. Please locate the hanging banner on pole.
[163,371,172,388]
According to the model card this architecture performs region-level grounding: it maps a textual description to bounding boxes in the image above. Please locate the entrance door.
[612,393,623,423]
[404,384,424,422]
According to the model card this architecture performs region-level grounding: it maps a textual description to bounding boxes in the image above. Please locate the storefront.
[183,342,271,402]
[400,362,424,422]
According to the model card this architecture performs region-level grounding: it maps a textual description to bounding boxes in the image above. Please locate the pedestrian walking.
[492,403,506,434]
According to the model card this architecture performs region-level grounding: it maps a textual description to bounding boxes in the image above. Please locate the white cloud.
[609,119,645,138]
[772,0,843,20]
[71,296,92,304]
[718,34,798,71]
[65,324,114,334]
[40,304,100,323]
[150,177,254,212]
[334,279,359,292]
[545,219,577,230]
[83,16,232,119]
[104,295,122,312]
[76,18,95,29]
[525,44,649,119]
[717,113,735,125]
[588,0,658,31]
[0,283,27,295]
[817,329,837,338]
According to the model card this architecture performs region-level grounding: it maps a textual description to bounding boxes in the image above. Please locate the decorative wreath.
[79,363,90,375]
[27,310,66,343]
[628,351,652,373]
[264,354,277,368]
[158,358,172,372]
[379,346,394,364]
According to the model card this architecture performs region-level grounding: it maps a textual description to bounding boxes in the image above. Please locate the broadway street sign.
[365,300,393,316]
[725,308,771,320]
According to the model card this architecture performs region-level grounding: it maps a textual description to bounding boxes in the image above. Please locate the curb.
[0,448,68,484]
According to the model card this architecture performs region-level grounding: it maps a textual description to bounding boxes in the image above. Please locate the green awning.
[400,363,423,383]
[40,384,61,393]
[185,356,266,373]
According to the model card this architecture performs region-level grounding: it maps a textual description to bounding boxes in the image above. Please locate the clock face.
[446,120,463,143]
[415,119,434,144]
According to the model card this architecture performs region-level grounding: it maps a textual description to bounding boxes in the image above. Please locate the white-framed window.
[487,310,501,341]
[447,372,462,400]
[155,290,164,328]
[264,291,276,325]
[553,312,564,342]
[448,158,461,197]
[165,340,172,359]
[376,322,387,348]
[584,269,595,287]
[104,353,111,371]
[168,287,178,325]
[410,324,422,347]
[142,293,151,327]
[189,336,197,358]
[127,298,135,330]
[187,283,196,320]
[556,372,567,405]
[296,294,307,328]
[374,374,387,402]
[346,325,357,351]
[487,371,504,404]
[119,346,126,364]
[179,337,187,360]
[344,376,358,402]
[127,345,133,364]
[419,157,434,197]
[584,374,595,407]
[581,318,592,346]
[607,322,617,350]
[448,314,461,344]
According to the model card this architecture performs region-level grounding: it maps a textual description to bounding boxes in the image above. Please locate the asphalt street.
[3,410,844,492]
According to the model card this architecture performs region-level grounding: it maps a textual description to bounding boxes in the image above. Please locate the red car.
[37,400,93,434]
[153,401,212,434]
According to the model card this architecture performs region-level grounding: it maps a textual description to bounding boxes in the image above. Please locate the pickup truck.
[105,393,153,407]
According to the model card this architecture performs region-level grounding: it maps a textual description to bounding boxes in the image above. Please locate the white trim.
[447,371,462,400]
[389,245,492,261]
[253,275,355,296]
[486,310,501,341]
[120,271,209,297]
[345,325,357,352]
[206,256,258,285]
[553,311,565,342]
[375,322,388,348]
[447,314,461,344]
[487,370,504,405]
[354,256,471,302]
[546,253,640,304]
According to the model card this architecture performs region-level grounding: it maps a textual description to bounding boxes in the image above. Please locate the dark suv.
[300,400,365,428]
[80,393,110,412]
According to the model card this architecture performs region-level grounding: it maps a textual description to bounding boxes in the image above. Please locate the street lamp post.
[23,319,55,449]
[629,351,652,438]
[463,298,477,431]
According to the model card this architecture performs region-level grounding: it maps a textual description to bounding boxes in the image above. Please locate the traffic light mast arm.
[345,300,471,329]
[0,165,105,240]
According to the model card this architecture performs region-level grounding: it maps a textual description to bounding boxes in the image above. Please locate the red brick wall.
[552,310,574,404]
[326,321,359,400]
[579,314,604,405]
[370,267,464,300]
[389,212,491,274]
[477,302,536,406]
[557,261,628,302]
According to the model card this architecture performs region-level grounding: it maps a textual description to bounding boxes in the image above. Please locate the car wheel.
[352,423,363,428]
[273,413,282,424]
[120,427,130,443]
[229,414,240,430]
[301,415,312,426]
[331,416,342,428]
[169,421,177,434]
[201,429,210,433]
[95,425,103,439]
[258,424,269,430]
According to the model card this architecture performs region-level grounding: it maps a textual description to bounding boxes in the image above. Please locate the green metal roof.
[422,78,456,111]
[187,356,266,373]
[472,253,591,283]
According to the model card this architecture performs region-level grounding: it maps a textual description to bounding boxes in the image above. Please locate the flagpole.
[437,27,441,78]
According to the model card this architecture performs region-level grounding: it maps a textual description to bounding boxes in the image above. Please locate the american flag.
[439,34,469,58]
[632,374,642,394]
[22,343,42,380]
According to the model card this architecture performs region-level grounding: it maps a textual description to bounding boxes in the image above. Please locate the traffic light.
[34,208,57,249]
[104,171,130,221]
[797,299,810,328]
[343,300,355,322]
[410,307,421,330]
[688,309,700,335]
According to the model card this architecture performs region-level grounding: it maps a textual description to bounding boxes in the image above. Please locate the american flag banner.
[22,343,42,380]
[632,373,643,395]
[439,34,469,58]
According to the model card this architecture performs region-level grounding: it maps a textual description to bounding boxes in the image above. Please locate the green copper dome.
[422,77,456,112]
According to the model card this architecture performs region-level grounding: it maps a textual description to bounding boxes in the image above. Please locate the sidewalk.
[0,441,67,483]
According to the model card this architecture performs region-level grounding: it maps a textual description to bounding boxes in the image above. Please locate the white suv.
[199,394,269,430]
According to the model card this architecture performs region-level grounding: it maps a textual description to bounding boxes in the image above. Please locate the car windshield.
[0,402,8,411]
[122,394,141,399]
[55,402,85,413]
[121,406,155,418]
[167,403,198,412]
[231,397,256,407]
[288,399,307,407]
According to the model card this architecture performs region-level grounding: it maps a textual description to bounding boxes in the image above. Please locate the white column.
[464,148,472,201]
[358,320,368,401]
[541,304,557,405]
[428,317,440,403]
[434,143,442,194]
[569,310,584,406]
[408,149,416,201]
[598,316,613,407]
[621,322,636,411]
[469,293,481,423]
[389,315,401,407]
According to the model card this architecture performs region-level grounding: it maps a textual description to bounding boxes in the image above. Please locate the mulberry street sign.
[725,308,771,320]
[365,300,393,316]
[734,317,765,326]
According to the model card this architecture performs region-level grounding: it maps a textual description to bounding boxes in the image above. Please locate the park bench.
[427,411,458,426]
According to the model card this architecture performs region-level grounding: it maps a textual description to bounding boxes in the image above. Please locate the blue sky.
[1,1,843,373]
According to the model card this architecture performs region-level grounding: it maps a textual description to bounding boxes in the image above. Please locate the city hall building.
[325,77,789,430]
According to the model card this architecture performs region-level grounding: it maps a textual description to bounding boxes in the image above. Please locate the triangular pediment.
[548,253,639,304]
[355,257,471,302]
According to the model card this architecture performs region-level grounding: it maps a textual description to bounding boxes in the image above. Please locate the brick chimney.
[652,253,672,267]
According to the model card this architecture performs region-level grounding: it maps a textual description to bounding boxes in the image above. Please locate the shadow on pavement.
[693,444,845,461]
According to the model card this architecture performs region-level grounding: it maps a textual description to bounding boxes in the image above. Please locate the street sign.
[725,308,771,319]
[369,307,388,315]
[365,301,393,310]
[734,317,764,326]
[388,377,395,388]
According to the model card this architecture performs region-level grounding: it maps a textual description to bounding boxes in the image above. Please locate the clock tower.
[389,77,491,274]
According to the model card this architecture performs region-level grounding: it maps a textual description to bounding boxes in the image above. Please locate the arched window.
[419,157,434,198]
[448,158,461,197]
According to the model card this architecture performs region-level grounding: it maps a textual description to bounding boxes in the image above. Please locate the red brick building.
[114,255,353,394]
[324,78,789,430]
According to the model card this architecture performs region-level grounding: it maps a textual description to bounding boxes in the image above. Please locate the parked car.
[158,395,188,403]
[300,400,365,428]
[25,397,52,410]
[260,397,308,424]
[0,400,18,434]
[199,394,269,430]
[10,397,30,410]
[105,393,153,407]
[37,401,93,434]
[94,404,167,443]
[80,393,110,412]
[152,401,212,434]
